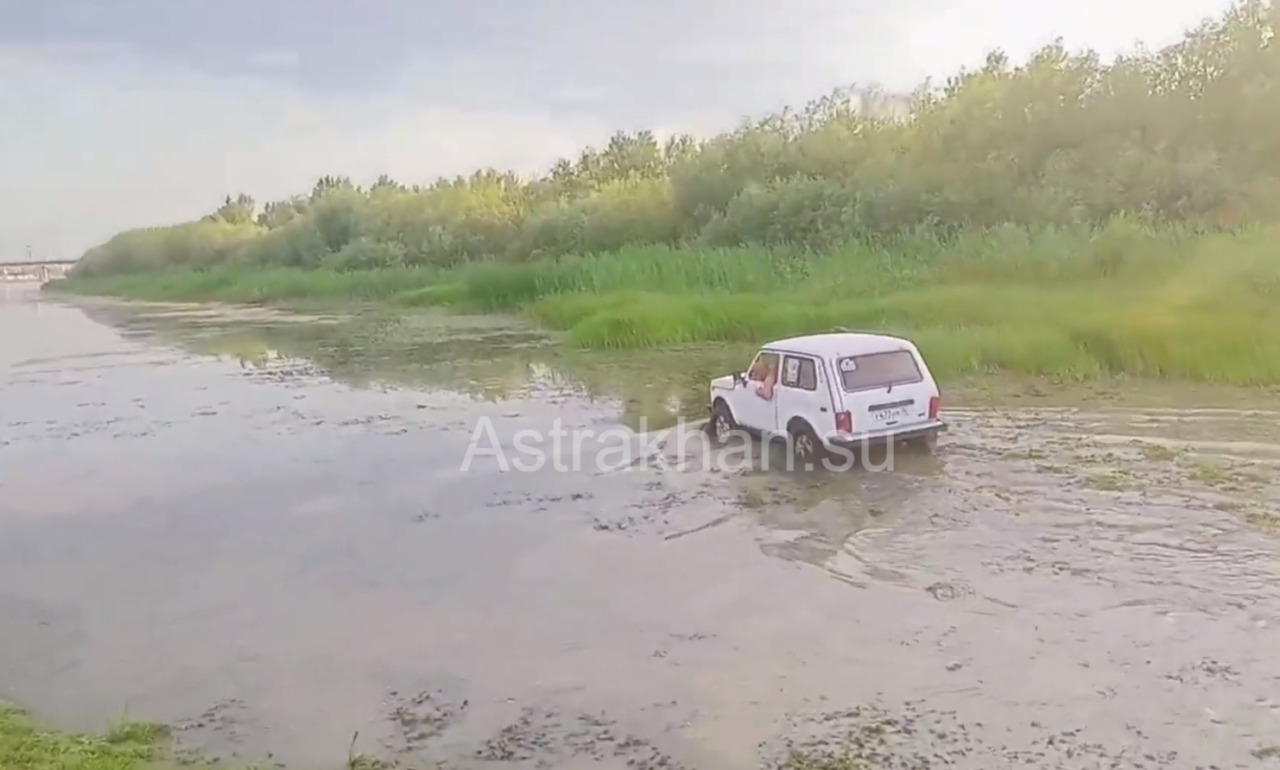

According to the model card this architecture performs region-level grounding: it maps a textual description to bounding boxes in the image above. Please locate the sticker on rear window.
[839,358,857,371]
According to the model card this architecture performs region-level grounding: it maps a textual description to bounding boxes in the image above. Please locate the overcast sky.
[1,0,1237,260]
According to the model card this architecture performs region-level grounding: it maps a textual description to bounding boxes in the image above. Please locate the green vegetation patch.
[0,703,166,770]
[53,220,1280,384]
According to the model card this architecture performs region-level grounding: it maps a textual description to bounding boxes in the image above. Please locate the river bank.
[0,703,168,770]
[48,221,1280,387]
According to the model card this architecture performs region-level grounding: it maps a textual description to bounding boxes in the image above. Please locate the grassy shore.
[51,220,1280,385]
[0,702,399,770]
[0,702,169,770]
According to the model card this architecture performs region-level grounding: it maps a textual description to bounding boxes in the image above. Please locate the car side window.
[781,355,817,391]
[748,351,779,381]
[797,357,817,390]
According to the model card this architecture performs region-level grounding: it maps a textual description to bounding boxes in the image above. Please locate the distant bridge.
[0,259,77,283]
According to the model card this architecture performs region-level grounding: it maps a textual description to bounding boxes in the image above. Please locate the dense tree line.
[74,1,1279,278]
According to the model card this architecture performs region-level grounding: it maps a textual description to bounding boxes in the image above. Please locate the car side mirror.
[733,372,747,387]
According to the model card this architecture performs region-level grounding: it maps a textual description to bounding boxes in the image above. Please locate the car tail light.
[928,396,940,420]
[835,411,852,433]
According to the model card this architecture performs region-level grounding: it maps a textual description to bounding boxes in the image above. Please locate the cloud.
[0,0,1239,259]
[0,45,609,260]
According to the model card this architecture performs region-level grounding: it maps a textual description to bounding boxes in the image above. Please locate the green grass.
[0,702,400,770]
[52,221,1280,385]
[0,702,166,770]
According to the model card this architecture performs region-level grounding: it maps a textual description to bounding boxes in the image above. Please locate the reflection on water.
[74,298,753,432]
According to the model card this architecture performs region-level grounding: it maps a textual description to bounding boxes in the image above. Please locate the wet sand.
[3,283,1280,769]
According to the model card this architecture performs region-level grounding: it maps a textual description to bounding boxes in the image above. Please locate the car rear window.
[836,350,923,391]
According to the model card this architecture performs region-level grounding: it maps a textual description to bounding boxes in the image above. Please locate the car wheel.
[708,401,737,445]
[789,421,821,466]
[915,432,939,453]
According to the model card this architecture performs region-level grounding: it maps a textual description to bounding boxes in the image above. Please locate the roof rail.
[831,326,904,339]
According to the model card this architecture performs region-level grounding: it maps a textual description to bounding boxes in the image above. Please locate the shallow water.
[3,284,1280,769]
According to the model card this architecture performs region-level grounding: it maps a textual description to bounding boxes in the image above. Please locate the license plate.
[872,407,906,423]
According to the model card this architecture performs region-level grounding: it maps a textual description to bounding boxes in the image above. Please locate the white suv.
[706,332,946,460]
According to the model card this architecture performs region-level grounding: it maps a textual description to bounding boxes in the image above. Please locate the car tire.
[915,432,939,453]
[789,420,822,467]
[708,401,737,445]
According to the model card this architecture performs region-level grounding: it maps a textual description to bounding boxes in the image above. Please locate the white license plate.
[872,407,906,423]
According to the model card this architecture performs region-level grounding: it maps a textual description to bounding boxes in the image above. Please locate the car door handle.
[819,407,828,412]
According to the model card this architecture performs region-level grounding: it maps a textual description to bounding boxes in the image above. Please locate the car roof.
[760,331,914,358]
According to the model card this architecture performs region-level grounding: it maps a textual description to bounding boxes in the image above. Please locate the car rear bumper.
[823,420,947,449]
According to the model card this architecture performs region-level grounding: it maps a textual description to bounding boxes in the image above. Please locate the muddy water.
[3,284,1280,769]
